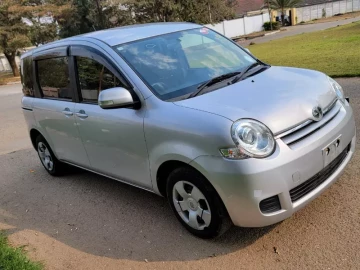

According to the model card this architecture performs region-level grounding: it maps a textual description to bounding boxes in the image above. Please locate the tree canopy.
[0,0,69,75]
[268,0,302,13]
[57,0,236,38]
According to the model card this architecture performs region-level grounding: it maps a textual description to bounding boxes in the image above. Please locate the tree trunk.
[4,52,19,77]
[281,9,285,26]
[95,0,104,29]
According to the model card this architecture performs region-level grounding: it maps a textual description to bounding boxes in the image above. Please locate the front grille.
[278,100,341,146]
[290,143,350,202]
[260,195,281,213]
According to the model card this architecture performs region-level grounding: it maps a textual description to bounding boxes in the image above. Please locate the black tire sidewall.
[166,167,226,239]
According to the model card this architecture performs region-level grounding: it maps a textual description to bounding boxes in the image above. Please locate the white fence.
[0,55,21,73]
[206,13,270,39]
[297,0,360,22]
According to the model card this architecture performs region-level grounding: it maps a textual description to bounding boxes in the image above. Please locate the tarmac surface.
[0,78,359,269]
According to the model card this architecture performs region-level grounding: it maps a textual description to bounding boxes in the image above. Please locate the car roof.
[82,22,201,46]
[21,22,201,58]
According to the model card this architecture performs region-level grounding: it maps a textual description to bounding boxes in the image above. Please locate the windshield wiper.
[230,62,261,84]
[188,71,241,98]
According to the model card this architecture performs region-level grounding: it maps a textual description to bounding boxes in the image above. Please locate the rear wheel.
[36,135,66,176]
[167,167,231,239]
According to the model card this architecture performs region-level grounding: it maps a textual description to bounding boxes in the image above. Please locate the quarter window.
[20,56,34,97]
[76,56,124,102]
[37,57,72,100]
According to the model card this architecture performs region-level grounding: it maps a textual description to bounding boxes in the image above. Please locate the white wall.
[206,12,269,39]
[0,55,20,73]
[297,0,360,23]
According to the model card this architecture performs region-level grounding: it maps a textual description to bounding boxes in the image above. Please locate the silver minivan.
[21,23,356,238]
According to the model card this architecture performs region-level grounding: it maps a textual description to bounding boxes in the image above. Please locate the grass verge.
[0,72,20,85]
[247,21,360,77]
[0,232,43,270]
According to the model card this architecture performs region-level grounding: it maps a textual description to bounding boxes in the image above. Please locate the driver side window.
[76,56,125,102]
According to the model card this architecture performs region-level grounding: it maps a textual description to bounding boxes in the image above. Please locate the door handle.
[75,110,88,119]
[62,108,73,117]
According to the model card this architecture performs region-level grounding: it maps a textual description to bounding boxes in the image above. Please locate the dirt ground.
[1,78,360,269]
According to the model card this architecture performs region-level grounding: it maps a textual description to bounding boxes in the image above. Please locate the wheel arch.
[156,160,190,197]
[30,128,42,150]
[156,158,230,221]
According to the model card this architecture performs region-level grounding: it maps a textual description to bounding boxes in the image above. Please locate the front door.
[70,46,151,189]
[33,54,90,167]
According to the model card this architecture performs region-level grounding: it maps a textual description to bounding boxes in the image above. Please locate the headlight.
[221,119,275,159]
[328,76,345,103]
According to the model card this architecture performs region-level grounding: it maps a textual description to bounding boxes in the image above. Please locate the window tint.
[20,56,34,97]
[76,56,124,102]
[37,57,72,99]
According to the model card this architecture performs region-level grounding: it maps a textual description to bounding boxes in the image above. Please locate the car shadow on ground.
[0,149,276,262]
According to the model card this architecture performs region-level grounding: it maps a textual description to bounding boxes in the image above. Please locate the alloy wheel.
[172,181,211,230]
[38,142,54,171]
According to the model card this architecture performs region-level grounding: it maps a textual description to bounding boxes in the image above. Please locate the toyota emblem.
[312,106,323,121]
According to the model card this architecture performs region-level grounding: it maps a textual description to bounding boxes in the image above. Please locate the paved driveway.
[0,78,360,269]
[0,84,32,155]
[238,16,360,47]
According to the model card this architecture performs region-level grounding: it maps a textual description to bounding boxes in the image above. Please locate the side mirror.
[98,87,136,109]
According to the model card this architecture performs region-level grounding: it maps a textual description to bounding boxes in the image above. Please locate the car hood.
[174,66,337,135]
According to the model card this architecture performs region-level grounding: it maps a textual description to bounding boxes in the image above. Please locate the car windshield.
[114,27,257,100]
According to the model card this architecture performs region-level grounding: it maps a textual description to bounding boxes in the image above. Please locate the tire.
[35,135,67,176]
[166,167,232,239]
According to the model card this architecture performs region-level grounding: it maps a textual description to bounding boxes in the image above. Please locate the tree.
[0,0,69,76]
[124,0,236,24]
[55,0,236,39]
[56,0,133,38]
[56,0,94,38]
[262,0,273,30]
[29,19,58,47]
[0,0,31,76]
[176,0,236,24]
[268,0,301,25]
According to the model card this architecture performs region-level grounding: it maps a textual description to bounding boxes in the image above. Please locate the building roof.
[234,0,265,16]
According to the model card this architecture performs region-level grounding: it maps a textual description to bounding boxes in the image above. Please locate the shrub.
[263,22,280,31]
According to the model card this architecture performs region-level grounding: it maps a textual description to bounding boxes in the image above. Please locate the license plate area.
[322,135,342,167]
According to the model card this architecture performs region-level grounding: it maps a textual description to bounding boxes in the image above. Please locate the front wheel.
[166,167,231,239]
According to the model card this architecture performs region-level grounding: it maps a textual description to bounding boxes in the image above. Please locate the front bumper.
[190,102,356,227]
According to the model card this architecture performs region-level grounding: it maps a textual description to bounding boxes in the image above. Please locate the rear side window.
[20,56,34,97]
[37,57,72,100]
[76,56,124,102]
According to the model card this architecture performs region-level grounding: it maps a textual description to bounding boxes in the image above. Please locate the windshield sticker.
[117,47,124,51]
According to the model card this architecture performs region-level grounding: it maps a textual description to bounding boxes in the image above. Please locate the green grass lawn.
[247,21,360,77]
[0,233,42,270]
